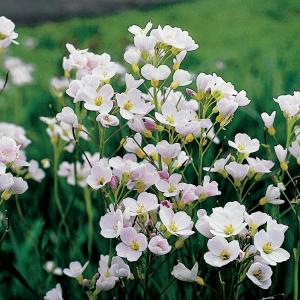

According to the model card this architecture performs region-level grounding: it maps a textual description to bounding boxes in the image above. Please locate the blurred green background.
[0,0,300,299]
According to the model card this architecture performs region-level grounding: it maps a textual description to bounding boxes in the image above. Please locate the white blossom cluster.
[7,20,293,299]
[0,122,45,202]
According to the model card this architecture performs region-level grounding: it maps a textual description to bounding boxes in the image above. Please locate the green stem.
[84,188,93,260]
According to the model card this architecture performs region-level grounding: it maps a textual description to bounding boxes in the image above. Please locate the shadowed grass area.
[0,0,299,299]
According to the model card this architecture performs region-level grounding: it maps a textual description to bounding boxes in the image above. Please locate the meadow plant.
[1,17,299,299]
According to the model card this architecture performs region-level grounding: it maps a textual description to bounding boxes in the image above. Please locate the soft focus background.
[1,0,300,299]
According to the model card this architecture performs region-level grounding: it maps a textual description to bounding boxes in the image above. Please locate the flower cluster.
[17,20,294,299]
[0,122,45,203]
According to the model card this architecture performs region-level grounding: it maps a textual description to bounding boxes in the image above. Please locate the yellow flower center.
[220,249,231,260]
[94,96,104,106]
[263,242,273,254]
[0,33,8,40]
[134,180,145,193]
[167,184,176,193]
[166,115,174,124]
[104,271,112,278]
[130,241,140,251]
[253,269,263,280]
[169,222,178,232]
[238,144,246,151]
[224,224,234,235]
[136,203,145,214]
[123,100,133,111]
[212,90,223,100]
[97,176,105,186]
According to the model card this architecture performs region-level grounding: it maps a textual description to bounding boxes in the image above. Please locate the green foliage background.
[0,0,299,299]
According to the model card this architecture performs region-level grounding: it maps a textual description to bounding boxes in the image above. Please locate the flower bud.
[195,276,205,286]
[267,127,276,136]
[280,161,288,171]
[259,196,268,206]
[175,237,185,249]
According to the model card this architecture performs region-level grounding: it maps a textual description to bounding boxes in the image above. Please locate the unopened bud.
[259,196,268,206]
[175,237,185,249]
[267,127,275,136]
[280,161,288,171]
[195,276,205,286]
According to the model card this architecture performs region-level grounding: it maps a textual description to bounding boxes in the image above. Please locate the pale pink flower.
[100,208,123,238]
[56,107,78,127]
[156,173,182,197]
[228,133,260,155]
[204,236,240,267]
[195,175,221,199]
[159,207,194,236]
[123,192,159,216]
[261,111,276,129]
[86,165,112,189]
[148,235,171,255]
[63,261,89,278]
[116,227,147,262]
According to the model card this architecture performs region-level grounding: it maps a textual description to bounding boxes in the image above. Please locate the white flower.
[203,154,231,174]
[148,235,171,255]
[259,185,284,205]
[246,157,274,174]
[86,165,112,189]
[128,21,152,36]
[56,107,78,126]
[156,173,182,197]
[44,283,63,300]
[134,35,156,52]
[156,140,181,165]
[171,262,198,282]
[234,90,250,106]
[99,208,123,238]
[96,113,119,128]
[195,209,213,238]
[84,84,114,112]
[225,162,249,182]
[204,236,240,267]
[123,192,159,216]
[274,93,300,118]
[0,136,20,164]
[246,262,272,289]
[289,141,300,164]
[195,175,221,200]
[116,88,152,120]
[28,160,45,182]
[0,16,18,48]
[1,177,28,200]
[228,133,260,155]
[116,227,148,262]
[151,25,198,51]
[124,46,141,65]
[141,64,171,85]
[261,111,276,129]
[244,211,268,235]
[110,256,131,279]
[274,145,287,163]
[125,73,144,90]
[208,201,246,237]
[254,229,290,266]
[63,261,89,278]
[159,207,194,236]
[171,69,192,88]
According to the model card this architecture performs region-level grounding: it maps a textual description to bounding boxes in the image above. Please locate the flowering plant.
[1,17,299,300]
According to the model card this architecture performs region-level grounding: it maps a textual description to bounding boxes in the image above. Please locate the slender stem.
[84,188,93,260]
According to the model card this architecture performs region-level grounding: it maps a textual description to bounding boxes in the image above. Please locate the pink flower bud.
[158,170,169,180]
[109,175,118,189]
[143,118,156,131]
